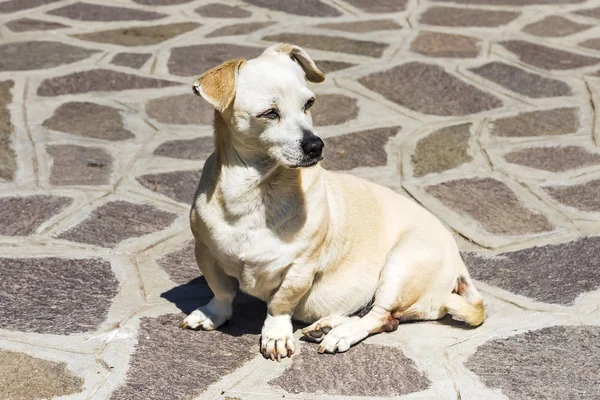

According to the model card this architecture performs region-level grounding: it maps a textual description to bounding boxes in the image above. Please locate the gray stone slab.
[0,42,97,72]
[168,44,262,77]
[156,240,199,285]
[0,257,118,334]
[37,69,180,96]
[501,40,600,70]
[466,325,600,399]
[343,0,407,13]
[322,126,399,170]
[57,201,177,247]
[111,304,265,400]
[244,0,341,17]
[463,236,600,304]
[146,94,214,125]
[311,94,358,127]
[0,195,73,236]
[43,102,134,141]
[411,31,480,58]
[5,18,68,32]
[47,145,113,186]
[469,62,572,98]
[523,16,591,37]
[153,137,214,160]
[270,342,430,396]
[504,146,600,172]
[111,53,151,69]
[47,2,166,21]
[195,3,251,18]
[545,178,600,212]
[263,33,388,57]
[490,108,579,137]
[426,178,553,235]
[72,22,200,46]
[137,170,202,204]
[359,63,502,116]
[420,6,518,27]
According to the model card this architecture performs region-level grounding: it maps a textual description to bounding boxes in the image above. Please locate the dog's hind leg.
[301,315,358,342]
[317,232,447,353]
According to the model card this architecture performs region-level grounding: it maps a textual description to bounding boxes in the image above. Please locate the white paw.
[317,324,365,354]
[180,298,232,331]
[261,314,295,362]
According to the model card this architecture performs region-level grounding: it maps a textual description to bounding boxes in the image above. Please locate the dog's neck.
[212,112,312,219]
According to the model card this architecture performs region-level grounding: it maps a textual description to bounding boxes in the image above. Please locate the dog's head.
[192,43,325,168]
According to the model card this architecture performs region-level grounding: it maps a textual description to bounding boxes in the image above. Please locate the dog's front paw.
[261,314,295,362]
[180,298,232,331]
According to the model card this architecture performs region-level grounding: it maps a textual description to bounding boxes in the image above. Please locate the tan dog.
[182,43,485,360]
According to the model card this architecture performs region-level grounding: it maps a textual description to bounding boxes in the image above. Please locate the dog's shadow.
[161,278,266,336]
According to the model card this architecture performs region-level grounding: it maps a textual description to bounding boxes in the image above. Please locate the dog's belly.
[293,264,381,323]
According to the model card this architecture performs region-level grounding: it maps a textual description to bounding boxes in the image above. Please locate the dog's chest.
[197,201,305,299]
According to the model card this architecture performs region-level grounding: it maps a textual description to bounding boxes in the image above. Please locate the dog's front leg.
[181,242,237,331]
[261,263,315,361]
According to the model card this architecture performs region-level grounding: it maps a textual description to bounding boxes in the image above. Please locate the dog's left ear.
[270,43,325,83]
[192,58,246,113]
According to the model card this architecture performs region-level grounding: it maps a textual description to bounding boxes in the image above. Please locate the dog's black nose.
[301,136,324,159]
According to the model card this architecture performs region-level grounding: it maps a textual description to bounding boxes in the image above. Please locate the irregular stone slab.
[137,170,202,204]
[410,31,480,58]
[412,123,472,177]
[57,201,177,247]
[315,60,355,74]
[0,80,16,181]
[263,33,388,57]
[575,6,600,19]
[5,18,68,32]
[37,69,180,96]
[195,3,251,18]
[111,305,265,400]
[244,0,341,17]
[0,41,97,72]
[523,16,591,37]
[464,237,600,304]
[111,53,151,69]
[470,62,571,98]
[580,38,600,51]
[47,145,113,186]
[420,6,518,27]
[47,2,166,21]
[43,102,134,141]
[146,94,213,125]
[133,0,193,4]
[72,22,200,46]
[311,94,358,126]
[0,350,83,400]
[545,179,600,212]
[156,241,199,285]
[0,257,118,334]
[0,195,72,236]
[154,137,214,160]
[207,22,275,38]
[168,44,262,77]
[359,63,502,116]
[500,40,600,70]
[343,0,407,13]
[270,342,430,396]
[490,108,579,137]
[0,0,61,13]
[322,126,398,170]
[317,19,402,32]
[426,178,553,235]
[434,0,585,4]
[504,146,600,172]
[468,326,600,399]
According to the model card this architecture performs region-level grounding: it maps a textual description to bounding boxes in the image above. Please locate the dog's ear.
[270,43,325,83]
[192,58,246,113]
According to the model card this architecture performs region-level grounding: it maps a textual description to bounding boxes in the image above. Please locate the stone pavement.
[1,0,600,398]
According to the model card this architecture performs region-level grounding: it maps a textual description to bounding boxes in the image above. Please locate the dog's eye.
[304,98,315,112]
[260,108,280,120]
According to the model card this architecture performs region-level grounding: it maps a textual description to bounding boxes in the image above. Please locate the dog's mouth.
[291,156,323,168]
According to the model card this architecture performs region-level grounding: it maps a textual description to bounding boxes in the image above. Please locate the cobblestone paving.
[1,0,600,399]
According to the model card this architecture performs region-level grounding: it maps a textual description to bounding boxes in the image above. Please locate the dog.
[181,43,485,361]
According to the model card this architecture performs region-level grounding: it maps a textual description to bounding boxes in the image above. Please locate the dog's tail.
[444,273,485,327]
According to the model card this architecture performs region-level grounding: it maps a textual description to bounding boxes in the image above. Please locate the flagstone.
[195,3,251,18]
[0,195,72,236]
[410,31,480,58]
[343,0,407,13]
[311,94,358,127]
[0,42,97,72]
[420,7,518,27]
[412,123,472,177]
[263,33,388,57]
[5,18,68,32]
[0,80,15,181]
[501,40,600,70]
[504,146,600,172]
[111,53,152,69]
[544,178,600,213]
[523,16,591,37]
[206,22,275,38]
[243,0,341,17]
[72,22,200,46]
[0,257,118,334]
[137,170,202,204]
[490,108,579,137]
[146,94,213,125]
[168,44,262,77]
[153,137,214,160]
[46,145,113,186]
[47,2,166,21]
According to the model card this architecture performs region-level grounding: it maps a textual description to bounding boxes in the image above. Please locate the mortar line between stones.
[585,79,597,147]
[21,78,39,189]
